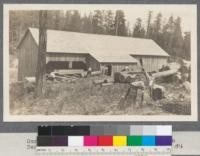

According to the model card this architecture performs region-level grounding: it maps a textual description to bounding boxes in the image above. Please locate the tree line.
[9,10,190,60]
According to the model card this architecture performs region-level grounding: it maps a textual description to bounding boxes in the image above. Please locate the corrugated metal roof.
[28,28,169,63]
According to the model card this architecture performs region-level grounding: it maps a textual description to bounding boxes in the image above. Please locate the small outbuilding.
[17,28,169,81]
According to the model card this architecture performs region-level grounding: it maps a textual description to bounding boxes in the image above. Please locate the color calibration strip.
[37,135,172,146]
[36,125,172,155]
[37,125,172,146]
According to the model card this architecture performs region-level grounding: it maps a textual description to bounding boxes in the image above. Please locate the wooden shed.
[17,28,169,80]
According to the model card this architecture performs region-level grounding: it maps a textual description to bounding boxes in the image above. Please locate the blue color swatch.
[142,136,155,146]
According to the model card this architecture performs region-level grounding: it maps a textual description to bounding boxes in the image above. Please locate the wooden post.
[35,10,47,97]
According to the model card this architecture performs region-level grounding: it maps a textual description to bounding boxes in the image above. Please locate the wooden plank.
[56,69,84,75]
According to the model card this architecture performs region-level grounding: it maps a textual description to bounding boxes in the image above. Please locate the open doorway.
[107,64,112,76]
[72,61,87,70]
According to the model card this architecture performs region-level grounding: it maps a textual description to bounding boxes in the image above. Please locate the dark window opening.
[139,58,143,66]
[46,61,69,73]
[72,61,87,70]
[107,64,112,76]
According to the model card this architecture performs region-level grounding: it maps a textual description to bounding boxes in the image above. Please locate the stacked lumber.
[55,69,87,78]
[55,69,84,75]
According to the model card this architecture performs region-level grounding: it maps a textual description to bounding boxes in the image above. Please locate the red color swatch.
[98,136,113,146]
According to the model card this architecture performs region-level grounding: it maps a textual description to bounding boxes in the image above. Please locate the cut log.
[152,69,178,78]
[101,82,113,86]
[104,78,114,83]
[93,79,104,85]
[93,78,114,86]
[91,71,102,76]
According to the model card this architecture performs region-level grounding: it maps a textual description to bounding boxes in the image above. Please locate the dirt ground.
[9,75,191,116]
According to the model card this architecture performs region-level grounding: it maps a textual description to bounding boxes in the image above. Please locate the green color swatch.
[127,136,142,146]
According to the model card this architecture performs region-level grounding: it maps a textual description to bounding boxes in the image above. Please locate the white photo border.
[3,4,198,122]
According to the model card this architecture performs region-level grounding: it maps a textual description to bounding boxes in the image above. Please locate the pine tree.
[172,17,183,58]
[104,10,115,35]
[69,10,81,32]
[92,10,104,34]
[81,13,93,33]
[126,22,132,37]
[46,10,63,30]
[132,18,145,38]
[162,15,174,56]
[53,10,63,29]
[182,32,191,60]
[114,10,126,36]
[9,11,39,55]
[64,11,72,31]
[151,13,163,46]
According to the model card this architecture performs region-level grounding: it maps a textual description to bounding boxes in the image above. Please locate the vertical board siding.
[46,53,86,63]
[133,55,168,72]
[112,63,138,75]
[18,31,88,81]
[101,63,138,76]
[18,32,38,81]
[18,31,168,81]
[86,54,101,71]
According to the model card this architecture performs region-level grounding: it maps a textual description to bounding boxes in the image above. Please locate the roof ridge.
[28,27,153,41]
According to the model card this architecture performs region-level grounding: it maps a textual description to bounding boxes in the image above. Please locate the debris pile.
[93,78,114,86]
[114,71,146,83]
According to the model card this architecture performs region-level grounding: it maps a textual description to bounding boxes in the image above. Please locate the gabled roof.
[20,28,169,63]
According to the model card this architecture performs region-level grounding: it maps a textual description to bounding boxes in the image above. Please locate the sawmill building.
[17,28,169,81]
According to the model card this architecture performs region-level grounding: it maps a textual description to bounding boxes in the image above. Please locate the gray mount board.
[0,0,199,132]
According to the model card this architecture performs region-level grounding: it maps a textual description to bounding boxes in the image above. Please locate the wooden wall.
[18,31,168,81]
[18,32,38,81]
[18,32,88,81]
[132,55,168,72]
[46,53,86,63]
[100,62,138,76]
[86,54,101,71]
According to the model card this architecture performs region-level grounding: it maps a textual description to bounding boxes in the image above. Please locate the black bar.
[38,125,90,136]
[50,126,90,136]
[52,126,66,136]
[72,126,90,135]
[38,126,51,136]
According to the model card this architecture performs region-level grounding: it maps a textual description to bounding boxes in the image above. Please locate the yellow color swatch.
[113,136,127,146]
